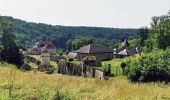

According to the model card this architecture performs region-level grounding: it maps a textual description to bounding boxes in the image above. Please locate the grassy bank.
[0,63,170,100]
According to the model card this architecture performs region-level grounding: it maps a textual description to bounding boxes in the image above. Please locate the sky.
[0,0,170,28]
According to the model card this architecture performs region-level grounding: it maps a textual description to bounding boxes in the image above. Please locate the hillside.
[0,64,170,100]
[0,16,138,49]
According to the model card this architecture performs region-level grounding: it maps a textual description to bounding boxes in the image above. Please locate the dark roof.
[74,44,113,54]
[122,38,130,48]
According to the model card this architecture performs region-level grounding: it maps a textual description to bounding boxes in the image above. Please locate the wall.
[58,61,105,79]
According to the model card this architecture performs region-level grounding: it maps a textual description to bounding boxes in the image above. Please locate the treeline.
[0,16,138,50]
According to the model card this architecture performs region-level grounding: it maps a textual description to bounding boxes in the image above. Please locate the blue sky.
[0,0,170,28]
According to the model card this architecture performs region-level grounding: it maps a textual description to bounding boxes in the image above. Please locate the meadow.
[0,63,170,100]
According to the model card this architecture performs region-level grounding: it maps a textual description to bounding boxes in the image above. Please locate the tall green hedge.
[127,49,170,82]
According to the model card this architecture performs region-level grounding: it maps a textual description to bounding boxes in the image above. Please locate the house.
[28,41,56,55]
[114,38,139,58]
[117,48,139,58]
[74,44,113,62]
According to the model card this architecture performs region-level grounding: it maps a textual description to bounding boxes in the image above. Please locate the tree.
[128,50,170,82]
[149,11,170,50]
[72,37,94,50]
[138,27,149,47]
[0,19,23,67]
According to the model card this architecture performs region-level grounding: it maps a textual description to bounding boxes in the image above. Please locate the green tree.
[0,19,23,67]
[149,11,170,50]
[128,50,170,82]
[72,37,93,50]
[138,27,149,47]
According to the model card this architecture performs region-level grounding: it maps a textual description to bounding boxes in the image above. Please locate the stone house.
[28,41,56,55]
[114,38,139,58]
[74,44,113,62]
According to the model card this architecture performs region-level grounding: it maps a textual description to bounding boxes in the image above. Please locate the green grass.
[50,61,58,68]
[27,62,38,69]
[102,54,140,76]
[1,63,170,100]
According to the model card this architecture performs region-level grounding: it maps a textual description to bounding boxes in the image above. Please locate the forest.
[0,16,138,50]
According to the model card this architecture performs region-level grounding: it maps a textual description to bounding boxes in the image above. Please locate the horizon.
[0,0,170,28]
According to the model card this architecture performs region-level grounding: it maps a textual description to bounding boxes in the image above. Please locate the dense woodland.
[0,16,138,50]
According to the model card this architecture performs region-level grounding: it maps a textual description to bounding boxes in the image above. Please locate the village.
[25,38,139,79]
[1,0,170,99]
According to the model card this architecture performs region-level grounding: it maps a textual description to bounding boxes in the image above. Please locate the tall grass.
[0,63,170,99]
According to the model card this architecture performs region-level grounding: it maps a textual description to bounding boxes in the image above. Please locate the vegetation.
[1,64,170,99]
[0,18,24,67]
[145,11,170,51]
[127,50,170,82]
[0,16,138,50]
[0,8,170,99]
[102,55,140,76]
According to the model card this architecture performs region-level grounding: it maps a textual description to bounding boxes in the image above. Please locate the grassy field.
[102,54,140,75]
[0,63,170,100]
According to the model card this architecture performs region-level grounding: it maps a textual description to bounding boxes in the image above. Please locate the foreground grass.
[0,65,170,99]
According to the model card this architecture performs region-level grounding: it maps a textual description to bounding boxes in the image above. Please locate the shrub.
[103,64,111,76]
[120,62,126,75]
[128,50,170,82]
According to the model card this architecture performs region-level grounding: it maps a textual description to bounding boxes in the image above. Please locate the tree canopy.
[0,18,23,67]
[0,16,138,50]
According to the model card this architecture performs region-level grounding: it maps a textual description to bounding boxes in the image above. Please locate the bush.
[128,50,170,82]
[120,62,126,75]
[103,64,111,76]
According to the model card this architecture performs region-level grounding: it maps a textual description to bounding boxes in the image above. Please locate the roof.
[117,48,138,56]
[117,49,129,56]
[82,56,96,61]
[113,48,123,54]
[36,41,55,48]
[67,52,78,59]
[122,38,130,48]
[74,44,113,54]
